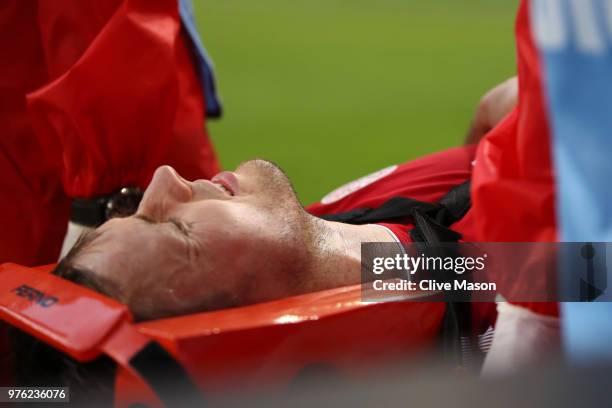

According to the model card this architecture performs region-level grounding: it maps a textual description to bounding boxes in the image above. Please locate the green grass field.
[194,0,518,204]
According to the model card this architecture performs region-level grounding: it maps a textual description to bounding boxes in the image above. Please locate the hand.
[465,76,518,145]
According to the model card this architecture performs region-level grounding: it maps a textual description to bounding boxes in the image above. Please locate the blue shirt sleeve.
[178,0,222,118]
[532,0,612,365]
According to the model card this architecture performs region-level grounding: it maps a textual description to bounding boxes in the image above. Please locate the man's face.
[74,160,310,320]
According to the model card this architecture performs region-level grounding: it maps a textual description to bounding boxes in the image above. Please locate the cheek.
[132,258,225,319]
[190,215,280,286]
[189,202,278,251]
[182,202,294,299]
[126,241,197,317]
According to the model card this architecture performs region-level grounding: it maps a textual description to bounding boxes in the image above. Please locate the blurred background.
[195,0,517,203]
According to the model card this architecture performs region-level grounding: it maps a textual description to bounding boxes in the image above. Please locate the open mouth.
[213,182,233,196]
[211,172,238,196]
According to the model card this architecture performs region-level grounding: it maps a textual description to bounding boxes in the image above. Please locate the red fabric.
[308,145,477,242]
[27,0,220,198]
[0,0,220,267]
[471,0,558,316]
[308,145,496,334]
[0,1,69,266]
[36,0,124,81]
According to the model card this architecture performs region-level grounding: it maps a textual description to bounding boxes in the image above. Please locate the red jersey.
[307,145,477,243]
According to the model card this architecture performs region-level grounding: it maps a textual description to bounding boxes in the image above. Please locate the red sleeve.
[376,223,412,244]
[27,0,220,198]
[471,1,558,317]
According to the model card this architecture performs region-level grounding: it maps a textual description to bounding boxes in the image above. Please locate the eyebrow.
[134,214,155,224]
[134,213,189,236]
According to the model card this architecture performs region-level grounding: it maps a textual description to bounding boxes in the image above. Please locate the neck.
[298,215,396,294]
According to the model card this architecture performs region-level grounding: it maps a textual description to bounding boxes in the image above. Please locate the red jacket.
[471,0,558,316]
[0,0,220,267]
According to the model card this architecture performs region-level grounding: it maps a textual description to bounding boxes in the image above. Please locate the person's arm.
[465,76,518,145]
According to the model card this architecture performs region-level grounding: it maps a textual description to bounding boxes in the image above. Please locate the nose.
[137,166,193,219]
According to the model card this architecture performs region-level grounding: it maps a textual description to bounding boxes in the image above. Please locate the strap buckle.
[71,187,144,227]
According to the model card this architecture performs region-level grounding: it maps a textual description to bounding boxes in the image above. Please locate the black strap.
[71,187,144,227]
[71,197,109,227]
[322,181,471,242]
[129,341,206,407]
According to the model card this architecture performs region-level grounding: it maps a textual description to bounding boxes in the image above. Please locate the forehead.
[75,217,189,277]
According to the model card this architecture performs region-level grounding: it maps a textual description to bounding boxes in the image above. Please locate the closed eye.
[134,214,190,237]
[168,217,190,236]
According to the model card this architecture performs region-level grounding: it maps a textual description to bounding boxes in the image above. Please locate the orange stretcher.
[0,262,445,407]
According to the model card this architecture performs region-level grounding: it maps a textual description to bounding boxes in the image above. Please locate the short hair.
[10,231,117,406]
[53,230,110,293]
